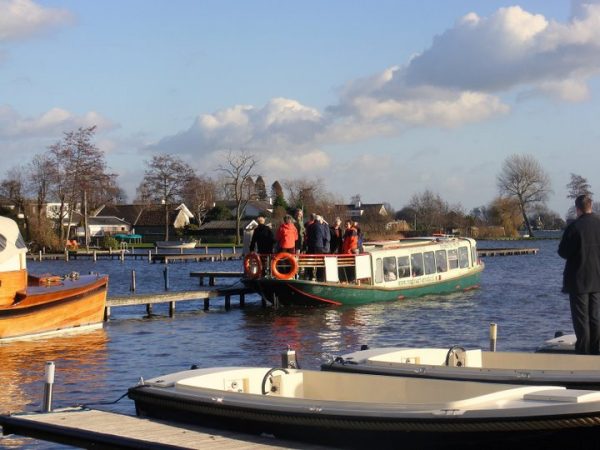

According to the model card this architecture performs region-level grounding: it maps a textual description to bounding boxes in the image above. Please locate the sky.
[1,0,600,217]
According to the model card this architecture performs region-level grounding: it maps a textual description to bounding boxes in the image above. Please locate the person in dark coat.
[329,217,343,254]
[249,215,274,254]
[558,194,600,355]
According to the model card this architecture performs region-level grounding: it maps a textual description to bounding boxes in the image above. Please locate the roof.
[199,220,255,231]
[213,200,273,214]
[94,204,146,225]
[88,216,131,226]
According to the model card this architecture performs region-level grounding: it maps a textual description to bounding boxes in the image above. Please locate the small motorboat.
[0,216,108,341]
[129,366,600,449]
[155,240,197,249]
[322,345,600,389]
[536,332,577,353]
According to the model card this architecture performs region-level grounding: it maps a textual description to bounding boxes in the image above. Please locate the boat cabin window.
[435,249,448,272]
[458,246,470,268]
[0,234,6,252]
[375,258,383,283]
[383,256,397,281]
[410,253,424,277]
[471,247,477,265]
[448,249,459,270]
[423,251,436,275]
[397,255,410,278]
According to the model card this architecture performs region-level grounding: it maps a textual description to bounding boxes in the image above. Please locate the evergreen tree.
[255,176,267,200]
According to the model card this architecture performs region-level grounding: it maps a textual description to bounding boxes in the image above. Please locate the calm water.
[0,239,573,448]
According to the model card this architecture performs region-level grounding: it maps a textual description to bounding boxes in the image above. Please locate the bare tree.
[497,154,551,237]
[566,173,592,199]
[182,174,216,224]
[140,153,195,241]
[408,190,449,234]
[284,177,325,214]
[49,126,116,245]
[217,150,257,244]
[0,166,27,215]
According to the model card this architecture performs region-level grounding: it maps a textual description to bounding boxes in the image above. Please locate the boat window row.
[376,246,471,283]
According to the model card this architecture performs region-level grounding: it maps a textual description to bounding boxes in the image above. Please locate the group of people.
[249,209,363,256]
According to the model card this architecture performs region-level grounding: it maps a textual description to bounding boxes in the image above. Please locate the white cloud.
[0,0,74,42]
[0,105,117,139]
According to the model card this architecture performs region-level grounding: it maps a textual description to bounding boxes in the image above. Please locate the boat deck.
[0,407,329,449]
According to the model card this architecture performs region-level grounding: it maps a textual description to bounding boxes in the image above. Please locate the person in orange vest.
[342,220,358,254]
[275,215,298,253]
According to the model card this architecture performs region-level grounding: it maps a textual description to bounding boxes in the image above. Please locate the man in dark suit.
[558,194,600,354]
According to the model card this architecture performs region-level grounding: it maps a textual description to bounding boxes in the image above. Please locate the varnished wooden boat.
[0,216,108,341]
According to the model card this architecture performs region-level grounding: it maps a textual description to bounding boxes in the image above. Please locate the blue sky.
[1,0,600,216]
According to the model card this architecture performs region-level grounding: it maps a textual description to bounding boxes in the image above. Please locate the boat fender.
[243,252,263,279]
[271,252,299,280]
[444,345,466,367]
[282,346,300,369]
[261,367,289,395]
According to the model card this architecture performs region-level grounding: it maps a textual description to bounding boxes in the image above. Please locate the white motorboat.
[322,345,600,389]
[129,366,600,449]
[155,240,197,249]
[536,332,577,353]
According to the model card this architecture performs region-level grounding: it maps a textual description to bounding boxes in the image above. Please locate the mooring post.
[219,250,224,261]
[490,323,497,352]
[232,246,236,254]
[120,249,125,261]
[130,270,136,292]
[164,266,169,290]
[240,293,245,308]
[148,249,152,262]
[42,361,55,413]
[64,249,69,262]
[104,306,111,321]
[169,301,175,317]
[205,246,209,254]
[93,250,97,262]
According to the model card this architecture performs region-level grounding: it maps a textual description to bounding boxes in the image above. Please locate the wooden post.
[130,270,136,292]
[65,249,69,262]
[232,246,236,254]
[203,298,210,311]
[205,246,209,254]
[169,301,175,317]
[93,250,97,262]
[120,250,125,261]
[219,250,224,261]
[146,304,153,315]
[104,306,111,321]
[148,249,152,262]
[163,267,169,290]
[490,323,497,352]
[199,276,204,286]
[39,250,42,261]
[225,295,231,310]
[240,293,245,308]
[180,247,183,254]
[209,276,215,287]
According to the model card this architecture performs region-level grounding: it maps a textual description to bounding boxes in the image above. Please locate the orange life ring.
[271,252,298,280]
[243,252,263,279]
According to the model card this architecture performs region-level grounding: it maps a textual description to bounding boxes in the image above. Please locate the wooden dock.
[189,271,244,286]
[477,247,538,257]
[0,407,326,449]
[105,284,255,318]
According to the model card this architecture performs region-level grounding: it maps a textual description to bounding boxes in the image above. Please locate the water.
[0,240,573,448]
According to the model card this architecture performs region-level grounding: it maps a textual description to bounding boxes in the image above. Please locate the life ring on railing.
[271,252,299,280]
[243,252,263,279]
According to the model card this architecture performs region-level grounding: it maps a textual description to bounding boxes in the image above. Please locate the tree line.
[1,127,594,248]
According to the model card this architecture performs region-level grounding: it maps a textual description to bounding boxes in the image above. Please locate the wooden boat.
[155,240,197,249]
[242,236,484,306]
[0,216,108,341]
[322,345,600,388]
[129,366,600,449]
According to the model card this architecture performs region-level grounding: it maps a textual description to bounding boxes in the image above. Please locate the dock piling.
[163,267,169,290]
[490,323,498,351]
[130,270,136,292]
[42,361,55,413]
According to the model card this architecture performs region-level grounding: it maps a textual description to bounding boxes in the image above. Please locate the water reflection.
[0,329,108,414]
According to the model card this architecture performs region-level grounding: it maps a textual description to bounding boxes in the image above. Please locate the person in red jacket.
[342,220,358,254]
[276,215,298,253]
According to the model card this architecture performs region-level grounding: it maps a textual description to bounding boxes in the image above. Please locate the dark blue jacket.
[558,213,600,293]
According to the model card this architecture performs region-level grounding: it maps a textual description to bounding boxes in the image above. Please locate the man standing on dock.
[558,194,600,355]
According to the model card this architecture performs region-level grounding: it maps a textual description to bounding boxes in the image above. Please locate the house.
[212,200,273,219]
[76,216,132,240]
[335,200,388,219]
[93,203,196,243]
[198,219,257,243]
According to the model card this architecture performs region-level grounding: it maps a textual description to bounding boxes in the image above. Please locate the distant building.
[335,199,388,220]
[211,200,273,218]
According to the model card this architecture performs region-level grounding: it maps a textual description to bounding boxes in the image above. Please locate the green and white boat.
[242,236,484,307]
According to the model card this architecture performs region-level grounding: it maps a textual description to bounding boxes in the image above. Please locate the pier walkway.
[0,407,327,449]
[477,248,538,257]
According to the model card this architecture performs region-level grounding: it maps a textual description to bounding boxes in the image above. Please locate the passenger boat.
[155,240,197,249]
[242,236,484,306]
[0,216,108,341]
[322,345,600,388]
[129,365,600,449]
